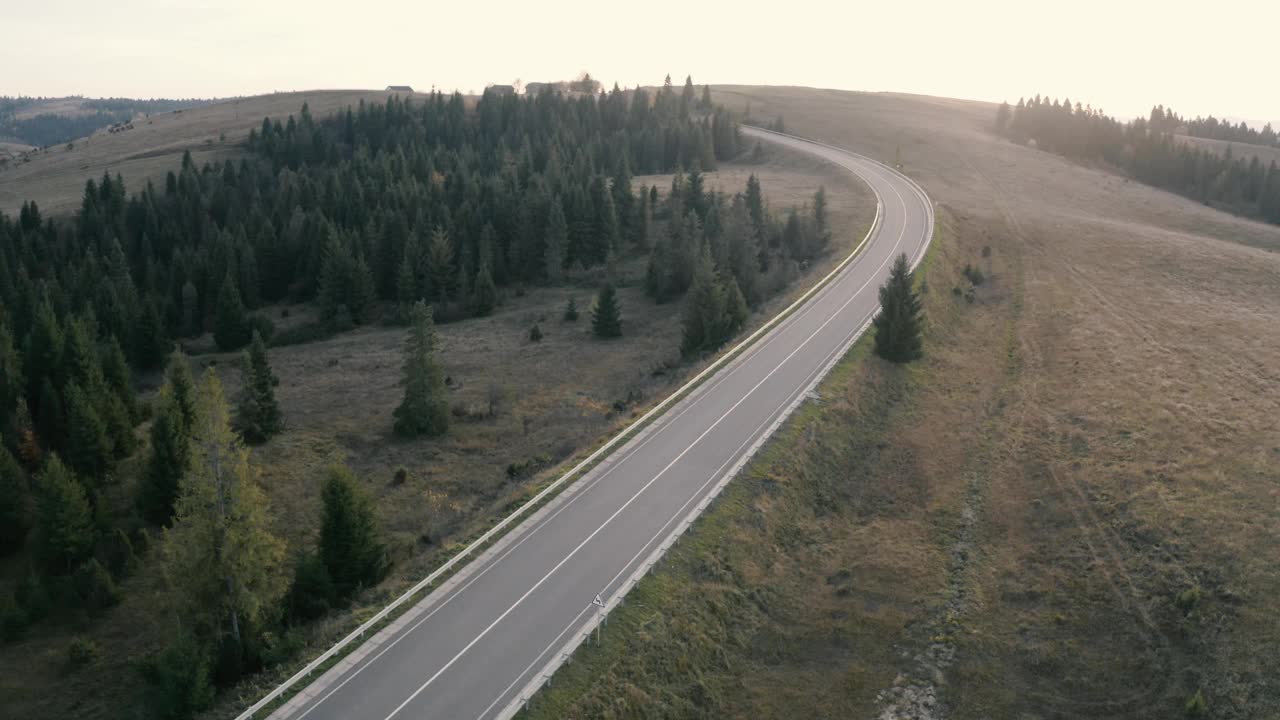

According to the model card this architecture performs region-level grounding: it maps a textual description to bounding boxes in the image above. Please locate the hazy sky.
[4,0,1277,126]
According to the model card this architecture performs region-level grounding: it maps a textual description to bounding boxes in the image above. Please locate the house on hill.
[487,84,515,96]
[385,85,414,92]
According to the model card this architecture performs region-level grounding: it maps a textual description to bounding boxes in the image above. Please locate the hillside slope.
[529,86,1280,719]
[0,90,421,215]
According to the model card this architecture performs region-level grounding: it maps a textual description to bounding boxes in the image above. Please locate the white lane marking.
[384,174,911,720]
[474,604,594,720]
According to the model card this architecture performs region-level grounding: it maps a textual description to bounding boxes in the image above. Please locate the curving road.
[263,127,933,720]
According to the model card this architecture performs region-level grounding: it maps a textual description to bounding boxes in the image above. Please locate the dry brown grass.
[0,137,874,720]
[1175,133,1280,166]
[527,86,1280,720]
[0,90,434,216]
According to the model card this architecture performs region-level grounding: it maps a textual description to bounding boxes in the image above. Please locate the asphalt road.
[268,127,933,720]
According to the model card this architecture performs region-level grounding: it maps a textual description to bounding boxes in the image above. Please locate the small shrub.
[951,286,963,297]
[73,559,121,614]
[0,597,29,642]
[104,527,138,578]
[529,324,543,342]
[67,637,99,669]
[1185,689,1207,717]
[139,634,215,719]
[506,454,550,480]
[391,466,409,486]
[286,552,336,623]
[248,314,276,342]
[981,245,992,258]
[962,263,985,286]
[1175,585,1202,615]
[563,296,579,322]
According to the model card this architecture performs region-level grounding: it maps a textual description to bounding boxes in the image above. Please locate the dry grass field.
[0,90,431,216]
[0,121,874,720]
[528,87,1280,719]
[1175,133,1280,166]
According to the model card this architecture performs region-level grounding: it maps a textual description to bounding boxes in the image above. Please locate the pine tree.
[162,370,285,646]
[424,228,454,306]
[139,390,188,526]
[395,255,418,325]
[0,323,23,423]
[0,447,31,554]
[63,381,113,483]
[214,272,251,351]
[36,454,96,572]
[235,331,283,444]
[472,262,497,317]
[563,296,579,322]
[318,462,389,598]
[393,301,449,437]
[591,285,622,338]
[131,300,169,370]
[544,202,568,283]
[681,247,726,357]
[873,253,924,363]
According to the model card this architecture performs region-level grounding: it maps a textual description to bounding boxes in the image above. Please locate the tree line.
[1146,104,1279,148]
[995,95,1280,225]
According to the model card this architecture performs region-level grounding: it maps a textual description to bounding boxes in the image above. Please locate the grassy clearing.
[0,143,875,720]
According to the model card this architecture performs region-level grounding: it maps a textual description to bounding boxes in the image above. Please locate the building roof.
[385,85,414,92]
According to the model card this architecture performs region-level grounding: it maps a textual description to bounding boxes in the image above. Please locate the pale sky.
[4,0,1278,126]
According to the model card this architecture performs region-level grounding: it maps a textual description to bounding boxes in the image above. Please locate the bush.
[247,314,276,343]
[506,454,550,480]
[563,296,579,322]
[104,527,138,578]
[391,466,409,486]
[1175,585,1202,615]
[67,637,99,669]
[962,263,985,286]
[529,324,543,342]
[0,596,29,642]
[286,552,336,623]
[1185,689,1207,717]
[73,558,121,614]
[139,634,215,720]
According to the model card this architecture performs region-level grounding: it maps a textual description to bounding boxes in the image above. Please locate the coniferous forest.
[995,96,1280,225]
[0,77,836,717]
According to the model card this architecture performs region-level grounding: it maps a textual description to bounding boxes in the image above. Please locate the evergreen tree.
[395,255,418,324]
[873,253,924,363]
[139,390,188,526]
[591,285,623,338]
[544,202,568,283]
[36,454,96,572]
[63,381,113,482]
[162,370,286,647]
[393,301,449,437]
[424,228,454,306]
[131,300,169,370]
[318,462,389,598]
[563,296,579,322]
[213,272,251,351]
[235,331,283,444]
[472,262,497,317]
[0,323,23,427]
[0,447,31,554]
